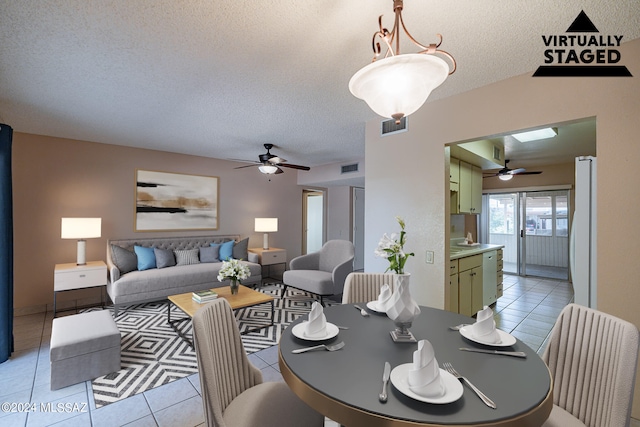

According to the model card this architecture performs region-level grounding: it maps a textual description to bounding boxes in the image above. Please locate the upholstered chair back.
[193,299,262,426]
[543,303,639,427]
[342,272,396,304]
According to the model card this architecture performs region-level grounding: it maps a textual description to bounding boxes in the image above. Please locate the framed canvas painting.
[135,169,219,231]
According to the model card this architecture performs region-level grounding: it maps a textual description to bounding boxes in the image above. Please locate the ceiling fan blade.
[228,158,260,164]
[278,163,311,171]
[509,168,526,175]
[270,156,286,164]
[275,166,284,174]
[514,171,542,175]
[233,164,259,170]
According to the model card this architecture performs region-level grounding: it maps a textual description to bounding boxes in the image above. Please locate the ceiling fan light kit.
[349,0,456,124]
[258,164,278,174]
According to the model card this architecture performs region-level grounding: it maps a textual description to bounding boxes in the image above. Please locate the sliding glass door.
[484,190,569,279]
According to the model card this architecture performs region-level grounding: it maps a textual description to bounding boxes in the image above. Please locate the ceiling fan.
[483,159,542,181]
[231,144,311,175]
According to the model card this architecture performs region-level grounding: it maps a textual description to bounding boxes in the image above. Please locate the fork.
[442,362,497,409]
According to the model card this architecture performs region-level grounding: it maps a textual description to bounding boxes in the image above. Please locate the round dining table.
[278,304,553,427]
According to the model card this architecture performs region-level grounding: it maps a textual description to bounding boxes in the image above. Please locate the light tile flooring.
[2,274,572,427]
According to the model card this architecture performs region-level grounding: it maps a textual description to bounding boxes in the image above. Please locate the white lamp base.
[263,233,269,250]
[76,239,87,265]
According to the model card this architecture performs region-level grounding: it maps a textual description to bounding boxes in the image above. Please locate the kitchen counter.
[449,243,504,260]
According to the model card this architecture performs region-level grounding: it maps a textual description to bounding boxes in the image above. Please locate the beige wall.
[12,133,306,311]
[365,39,640,416]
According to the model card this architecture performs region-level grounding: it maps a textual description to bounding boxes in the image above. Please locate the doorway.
[302,189,325,254]
[483,189,570,280]
[352,187,365,271]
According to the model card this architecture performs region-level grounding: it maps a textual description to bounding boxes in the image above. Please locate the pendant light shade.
[349,0,456,123]
[349,54,449,122]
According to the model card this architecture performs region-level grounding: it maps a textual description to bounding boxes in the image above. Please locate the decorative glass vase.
[385,273,421,342]
[230,280,239,295]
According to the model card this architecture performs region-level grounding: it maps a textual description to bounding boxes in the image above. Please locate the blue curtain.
[0,124,13,363]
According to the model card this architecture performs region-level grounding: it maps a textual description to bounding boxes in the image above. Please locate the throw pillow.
[111,245,138,274]
[134,245,156,271]
[232,237,249,260]
[174,249,200,266]
[200,245,220,263]
[154,248,176,269]
[219,240,234,261]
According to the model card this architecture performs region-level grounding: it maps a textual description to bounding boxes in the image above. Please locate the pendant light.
[349,0,456,124]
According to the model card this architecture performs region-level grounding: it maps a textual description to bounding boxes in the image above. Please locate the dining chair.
[193,298,324,427]
[282,239,354,306]
[341,272,396,304]
[542,303,639,427]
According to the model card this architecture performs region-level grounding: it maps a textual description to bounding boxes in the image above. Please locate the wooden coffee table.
[167,285,275,347]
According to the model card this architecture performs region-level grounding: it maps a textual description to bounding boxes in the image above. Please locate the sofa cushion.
[232,237,249,260]
[283,270,334,295]
[219,240,234,261]
[174,249,200,266]
[111,245,137,274]
[200,245,220,263]
[134,245,156,271]
[154,248,176,269]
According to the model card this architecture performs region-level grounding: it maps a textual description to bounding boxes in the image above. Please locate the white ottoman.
[50,310,121,390]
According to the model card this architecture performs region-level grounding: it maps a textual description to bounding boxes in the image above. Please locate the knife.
[378,362,391,402]
[459,347,527,358]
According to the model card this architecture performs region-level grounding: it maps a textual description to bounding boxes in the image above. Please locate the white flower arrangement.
[374,216,414,274]
[217,258,251,283]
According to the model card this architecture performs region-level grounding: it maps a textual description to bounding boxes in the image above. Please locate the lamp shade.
[61,218,102,239]
[349,54,449,121]
[255,218,278,233]
[498,174,514,181]
[258,164,278,174]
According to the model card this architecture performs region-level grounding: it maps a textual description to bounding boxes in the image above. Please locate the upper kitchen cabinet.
[449,140,504,215]
[457,160,482,214]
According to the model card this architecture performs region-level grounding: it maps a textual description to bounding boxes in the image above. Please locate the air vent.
[381,117,408,136]
[493,146,502,161]
[341,163,359,174]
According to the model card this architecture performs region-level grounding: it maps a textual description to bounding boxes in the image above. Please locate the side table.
[248,247,287,283]
[54,260,107,317]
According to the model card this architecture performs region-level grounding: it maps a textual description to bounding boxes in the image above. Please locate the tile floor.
[2,274,573,427]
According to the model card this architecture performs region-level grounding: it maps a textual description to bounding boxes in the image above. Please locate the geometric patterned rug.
[88,283,332,408]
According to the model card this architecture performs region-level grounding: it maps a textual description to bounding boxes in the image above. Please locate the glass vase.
[230,280,239,295]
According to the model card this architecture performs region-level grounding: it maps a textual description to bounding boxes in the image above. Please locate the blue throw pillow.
[218,240,234,261]
[134,245,156,271]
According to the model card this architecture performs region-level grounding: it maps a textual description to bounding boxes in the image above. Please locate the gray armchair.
[282,240,354,306]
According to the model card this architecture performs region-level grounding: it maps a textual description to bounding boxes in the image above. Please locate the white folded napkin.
[304,301,328,338]
[471,305,502,344]
[376,284,392,311]
[407,340,445,397]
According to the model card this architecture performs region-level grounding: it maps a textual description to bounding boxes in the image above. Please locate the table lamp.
[255,218,278,250]
[61,218,102,265]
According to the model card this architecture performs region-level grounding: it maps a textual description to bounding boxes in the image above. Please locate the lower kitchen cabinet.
[450,254,483,316]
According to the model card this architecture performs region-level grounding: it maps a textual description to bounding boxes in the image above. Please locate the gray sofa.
[106,235,262,315]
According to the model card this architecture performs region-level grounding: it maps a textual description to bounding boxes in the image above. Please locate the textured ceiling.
[1,1,639,168]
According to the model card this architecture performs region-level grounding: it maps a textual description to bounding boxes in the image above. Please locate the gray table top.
[279,304,552,426]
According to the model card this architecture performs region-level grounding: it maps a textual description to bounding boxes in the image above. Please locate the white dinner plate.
[366,301,386,313]
[459,326,517,347]
[390,364,463,404]
[291,322,339,341]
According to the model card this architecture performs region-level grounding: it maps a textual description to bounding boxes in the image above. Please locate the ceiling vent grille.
[381,117,408,136]
[341,163,359,174]
[493,146,502,161]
